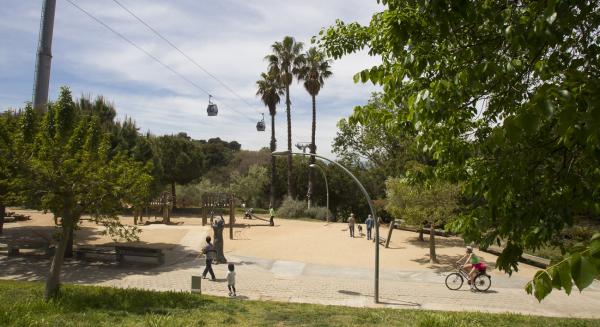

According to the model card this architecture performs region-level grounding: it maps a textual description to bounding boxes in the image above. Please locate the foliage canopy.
[318,0,600,299]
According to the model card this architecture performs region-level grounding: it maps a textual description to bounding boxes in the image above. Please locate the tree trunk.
[269,109,277,208]
[64,227,74,258]
[0,204,5,235]
[285,84,294,199]
[307,95,317,209]
[212,220,227,263]
[171,182,177,209]
[429,224,437,264]
[163,204,170,224]
[45,216,72,300]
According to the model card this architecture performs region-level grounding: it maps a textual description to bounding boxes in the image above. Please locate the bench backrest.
[115,246,162,254]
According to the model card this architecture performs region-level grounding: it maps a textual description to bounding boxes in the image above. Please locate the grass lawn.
[0,280,597,327]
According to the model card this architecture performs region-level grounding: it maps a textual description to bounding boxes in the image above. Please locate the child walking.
[227,263,236,297]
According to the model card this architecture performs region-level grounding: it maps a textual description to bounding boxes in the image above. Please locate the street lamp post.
[309,164,329,221]
[273,150,380,303]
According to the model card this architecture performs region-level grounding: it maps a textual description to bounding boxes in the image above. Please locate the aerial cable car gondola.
[207,95,218,116]
[256,113,266,132]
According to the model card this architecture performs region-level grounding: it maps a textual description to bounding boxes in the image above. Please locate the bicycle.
[445,263,492,292]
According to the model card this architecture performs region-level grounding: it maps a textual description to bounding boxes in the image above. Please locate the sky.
[0,0,382,158]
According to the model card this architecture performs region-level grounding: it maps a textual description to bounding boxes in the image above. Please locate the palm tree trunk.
[285,84,294,199]
[307,95,317,208]
[270,109,277,207]
[45,214,73,300]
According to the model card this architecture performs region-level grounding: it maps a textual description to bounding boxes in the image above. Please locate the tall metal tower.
[32,0,57,109]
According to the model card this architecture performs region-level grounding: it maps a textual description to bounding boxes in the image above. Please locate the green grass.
[0,280,597,327]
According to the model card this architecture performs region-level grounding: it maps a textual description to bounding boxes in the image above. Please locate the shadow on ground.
[0,223,208,286]
[406,236,466,249]
[411,254,464,273]
[337,289,421,307]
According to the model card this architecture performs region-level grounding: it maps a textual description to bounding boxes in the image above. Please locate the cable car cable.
[65,0,259,125]
[112,0,264,116]
[64,0,211,97]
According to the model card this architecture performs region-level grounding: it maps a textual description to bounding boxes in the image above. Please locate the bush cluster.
[277,197,330,220]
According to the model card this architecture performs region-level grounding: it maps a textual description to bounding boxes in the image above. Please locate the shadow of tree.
[411,254,464,273]
[0,222,208,286]
[1,225,103,246]
[337,289,421,307]
[411,253,498,274]
[406,236,466,249]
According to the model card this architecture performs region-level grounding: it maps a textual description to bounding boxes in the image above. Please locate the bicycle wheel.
[474,274,491,291]
[445,273,464,290]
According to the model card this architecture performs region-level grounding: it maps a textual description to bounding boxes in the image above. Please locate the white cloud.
[0,0,383,157]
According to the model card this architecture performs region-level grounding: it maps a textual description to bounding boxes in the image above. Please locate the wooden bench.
[1,242,54,257]
[480,245,551,268]
[74,246,116,261]
[115,246,164,265]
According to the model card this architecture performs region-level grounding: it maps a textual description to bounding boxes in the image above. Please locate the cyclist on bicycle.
[457,246,486,291]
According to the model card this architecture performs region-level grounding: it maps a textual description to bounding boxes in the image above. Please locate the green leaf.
[558,260,573,295]
[525,281,533,294]
[571,254,597,291]
[533,271,552,302]
[517,111,539,134]
[590,239,600,257]
[360,70,370,83]
[550,267,561,290]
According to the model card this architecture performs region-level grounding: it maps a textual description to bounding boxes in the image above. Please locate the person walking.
[201,236,216,280]
[365,214,374,240]
[227,263,237,297]
[348,213,356,237]
[269,206,275,226]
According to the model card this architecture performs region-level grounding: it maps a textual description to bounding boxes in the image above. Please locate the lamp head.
[309,164,317,168]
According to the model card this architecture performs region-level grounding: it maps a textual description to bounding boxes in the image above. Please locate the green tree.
[297,47,333,208]
[0,109,26,234]
[333,93,425,177]
[318,0,600,298]
[386,177,459,263]
[24,87,153,299]
[229,164,269,208]
[156,134,204,214]
[256,69,284,207]
[266,36,305,199]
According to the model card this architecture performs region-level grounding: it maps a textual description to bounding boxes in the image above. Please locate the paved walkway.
[2,226,600,319]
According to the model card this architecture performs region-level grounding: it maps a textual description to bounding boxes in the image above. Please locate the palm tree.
[256,69,284,207]
[297,47,332,208]
[266,36,305,199]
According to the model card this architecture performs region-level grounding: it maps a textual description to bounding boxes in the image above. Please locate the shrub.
[305,206,331,220]
[277,197,305,218]
[277,198,332,220]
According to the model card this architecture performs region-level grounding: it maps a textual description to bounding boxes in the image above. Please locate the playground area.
[2,208,600,318]
[3,208,539,277]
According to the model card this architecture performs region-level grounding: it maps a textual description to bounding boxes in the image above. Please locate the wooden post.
[229,194,234,240]
[385,220,395,248]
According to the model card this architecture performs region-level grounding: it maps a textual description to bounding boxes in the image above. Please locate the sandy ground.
[2,209,199,250]
[3,208,538,277]
[226,215,539,278]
